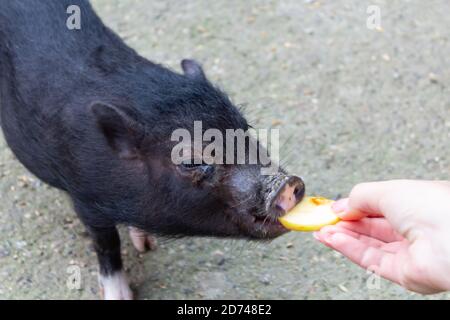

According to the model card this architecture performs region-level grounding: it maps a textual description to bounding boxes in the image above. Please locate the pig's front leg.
[128,226,158,253]
[87,225,133,300]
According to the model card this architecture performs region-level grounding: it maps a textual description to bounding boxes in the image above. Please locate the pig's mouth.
[239,208,288,239]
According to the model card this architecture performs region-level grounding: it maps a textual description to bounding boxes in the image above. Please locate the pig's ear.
[91,102,143,159]
[181,59,206,80]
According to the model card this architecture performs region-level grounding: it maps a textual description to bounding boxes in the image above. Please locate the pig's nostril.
[294,186,305,201]
[270,176,305,215]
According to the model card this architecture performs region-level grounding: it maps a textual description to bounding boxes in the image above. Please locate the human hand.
[314,180,450,294]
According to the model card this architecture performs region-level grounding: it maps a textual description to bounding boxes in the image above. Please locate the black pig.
[0,0,304,299]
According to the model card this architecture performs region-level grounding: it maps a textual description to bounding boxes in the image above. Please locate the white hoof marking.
[99,271,133,300]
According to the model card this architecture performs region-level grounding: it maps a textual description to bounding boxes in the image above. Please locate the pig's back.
[0,0,138,190]
[0,0,124,104]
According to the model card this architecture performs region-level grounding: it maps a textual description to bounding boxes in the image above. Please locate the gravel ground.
[0,0,449,300]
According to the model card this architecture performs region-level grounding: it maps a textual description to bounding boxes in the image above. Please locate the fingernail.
[322,232,334,244]
[332,198,348,213]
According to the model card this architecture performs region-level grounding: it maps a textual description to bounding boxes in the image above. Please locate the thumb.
[331,198,366,220]
[333,182,386,220]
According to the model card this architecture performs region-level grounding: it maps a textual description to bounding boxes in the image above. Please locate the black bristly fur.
[0,1,299,282]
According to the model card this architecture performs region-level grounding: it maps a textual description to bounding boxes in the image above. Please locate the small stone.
[216,257,226,266]
[212,249,224,256]
[196,25,207,34]
[176,260,187,268]
[260,274,271,285]
[286,242,294,249]
[64,217,73,224]
[18,201,28,208]
[0,248,10,258]
[338,284,348,293]
[428,73,438,83]
[211,250,226,266]
[158,283,167,289]
[15,241,27,249]
[212,250,225,265]
[304,28,314,35]
[247,16,256,24]
[183,288,195,295]
[18,175,32,184]
[271,119,282,126]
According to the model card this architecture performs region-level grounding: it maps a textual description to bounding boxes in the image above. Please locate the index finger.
[317,232,404,284]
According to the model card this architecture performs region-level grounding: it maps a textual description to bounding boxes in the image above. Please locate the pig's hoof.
[128,226,157,253]
[99,271,133,300]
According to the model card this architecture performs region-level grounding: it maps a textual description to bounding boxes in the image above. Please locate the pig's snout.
[267,176,305,216]
[228,172,305,239]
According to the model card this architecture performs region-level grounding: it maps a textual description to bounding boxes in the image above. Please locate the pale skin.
[314,180,450,294]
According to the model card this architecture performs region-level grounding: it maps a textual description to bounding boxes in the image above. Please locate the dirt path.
[0,0,449,299]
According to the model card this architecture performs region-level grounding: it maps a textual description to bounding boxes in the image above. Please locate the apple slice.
[279,196,340,231]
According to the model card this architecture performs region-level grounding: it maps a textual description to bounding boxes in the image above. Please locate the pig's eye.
[181,162,202,169]
[179,159,207,169]
[179,160,214,175]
